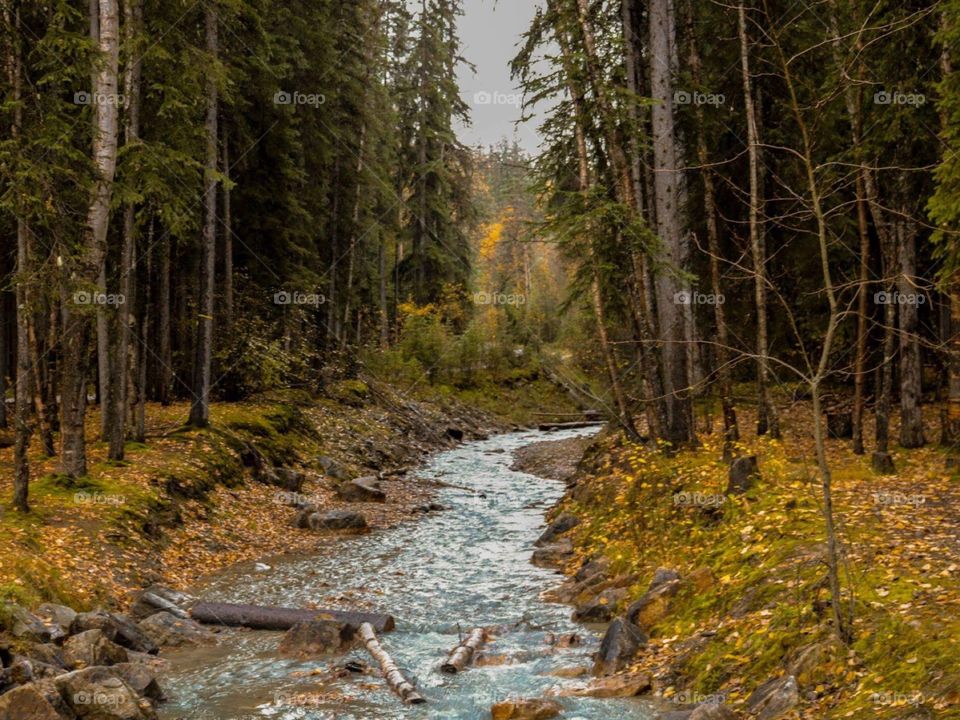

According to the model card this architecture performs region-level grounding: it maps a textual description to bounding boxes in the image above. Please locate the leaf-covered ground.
[551,403,960,719]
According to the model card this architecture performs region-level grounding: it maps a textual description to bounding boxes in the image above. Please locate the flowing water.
[158,428,658,720]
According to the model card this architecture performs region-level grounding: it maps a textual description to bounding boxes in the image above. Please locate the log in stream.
[358,622,426,705]
[440,627,487,673]
[189,601,395,633]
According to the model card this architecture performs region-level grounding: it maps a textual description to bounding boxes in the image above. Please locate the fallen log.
[358,622,425,704]
[189,601,395,633]
[538,421,604,431]
[440,628,487,674]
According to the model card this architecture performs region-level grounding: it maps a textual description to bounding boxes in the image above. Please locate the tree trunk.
[60,0,120,478]
[189,601,395,633]
[441,628,487,673]
[222,129,233,331]
[649,0,694,445]
[158,228,171,405]
[188,2,218,428]
[738,1,779,439]
[108,0,143,460]
[898,219,925,448]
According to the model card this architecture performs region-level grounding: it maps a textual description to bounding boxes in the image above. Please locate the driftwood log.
[139,591,191,619]
[358,622,425,704]
[440,628,487,674]
[189,601,395,633]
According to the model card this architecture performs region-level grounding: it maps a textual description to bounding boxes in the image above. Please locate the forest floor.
[0,372,578,612]
[539,401,960,719]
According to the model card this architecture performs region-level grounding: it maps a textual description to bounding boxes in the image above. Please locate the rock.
[786,638,841,687]
[274,467,306,492]
[531,540,573,568]
[335,476,386,502]
[572,587,627,623]
[690,704,739,720]
[650,567,682,589]
[536,514,580,546]
[593,617,647,676]
[71,612,159,655]
[574,556,610,582]
[746,675,799,720]
[318,456,351,481]
[726,455,760,495]
[490,698,563,719]
[0,660,34,693]
[277,621,357,657]
[137,612,215,648]
[62,630,129,669]
[686,567,715,593]
[13,642,67,670]
[294,507,319,528]
[3,604,61,643]
[110,663,164,701]
[445,427,464,441]
[871,451,895,474]
[625,579,683,631]
[312,510,367,531]
[55,666,155,719]
[36,603,78,635]
[569,672,652,697]
[0,683,64,720]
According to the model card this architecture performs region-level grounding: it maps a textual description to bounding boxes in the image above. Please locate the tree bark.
[222,129,233,331]
[188,2,218,428]
[158,229,171,405]
[189,601,395,633]
[60,0,120,478]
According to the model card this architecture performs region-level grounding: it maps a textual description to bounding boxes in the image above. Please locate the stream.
[157,428,658,720]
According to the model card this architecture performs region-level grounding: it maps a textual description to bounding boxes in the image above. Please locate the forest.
[0,0,959,719]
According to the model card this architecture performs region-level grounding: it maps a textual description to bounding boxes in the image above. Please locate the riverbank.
[0,375,564,611]
[534,405,960,719]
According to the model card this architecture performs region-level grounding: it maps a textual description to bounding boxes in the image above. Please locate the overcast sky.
[454,0,544,153]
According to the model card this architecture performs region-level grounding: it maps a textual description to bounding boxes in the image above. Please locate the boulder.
[137,612,215,648]
[62,630,128,669]
[0,660,34,693]
[13,642,67,670]
[726,455,760,495]
[70,612,159,655]
[274,468,306,492]
[335,476,386,503]
[0,683,64,720]
[574,556,610,583]
[110,663,164,701]
[490,698,563,719]
[312,510,367,531]
[593,617,647,676]
[572,587,627,624]
[686,567,715,593]
[318,456,351,481]
[294,507,319,529]
[536,514,580,546]
[650,567,682,589]
[531,540,573,568]
[36,603,78,635]
[569,672,652,698]
[445,427,464,441]
[746,676,799,720]
[625,579,683,631]
[3,605,61,643]
[55,666,155,719]
[277,621,357,657]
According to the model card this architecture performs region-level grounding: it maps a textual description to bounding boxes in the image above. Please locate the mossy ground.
[559,402,960,718]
